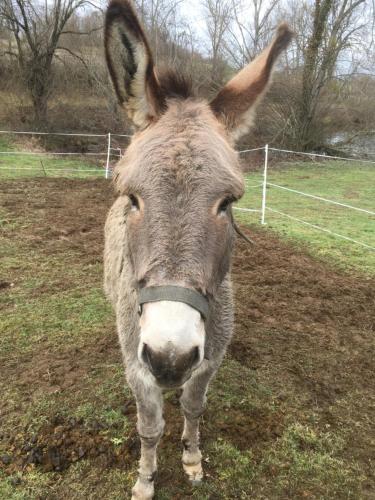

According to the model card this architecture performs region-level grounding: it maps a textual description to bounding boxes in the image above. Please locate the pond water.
[329,131,375,157]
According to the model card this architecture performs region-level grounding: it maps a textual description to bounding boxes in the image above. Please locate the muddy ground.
[1,178,374,499]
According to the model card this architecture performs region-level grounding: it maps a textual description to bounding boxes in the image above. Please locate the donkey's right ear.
[105,0,164,129]
[210,23,292,142]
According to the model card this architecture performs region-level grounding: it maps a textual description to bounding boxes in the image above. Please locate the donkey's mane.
[158,69,194,100]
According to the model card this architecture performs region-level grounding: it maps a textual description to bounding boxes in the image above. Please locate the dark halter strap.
[138,286,209,320]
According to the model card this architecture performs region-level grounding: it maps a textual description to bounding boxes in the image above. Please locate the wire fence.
[0,129,129,177]
[235,144,375,252]
[0,130,374,252]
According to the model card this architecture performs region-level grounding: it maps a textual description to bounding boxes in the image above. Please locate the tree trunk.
[31,90,49,129]
[297,0,334,150]
[27,57,53,129]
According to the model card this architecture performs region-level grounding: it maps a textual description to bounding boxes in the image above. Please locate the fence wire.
[235,144,374,252]
[267,182,375,216]
[266,207,375,251]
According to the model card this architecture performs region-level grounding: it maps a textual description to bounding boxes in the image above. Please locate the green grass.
[0,134,106,178]
[236,160,375,274]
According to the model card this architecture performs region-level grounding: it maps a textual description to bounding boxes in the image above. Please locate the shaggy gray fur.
[103,2,290,497]
[104,100,243,500]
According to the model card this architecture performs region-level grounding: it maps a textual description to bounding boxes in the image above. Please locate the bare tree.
[203,0,233,87]
[134,0,185,63]
[225,0,281,68]
[134,0,210,88]
[0,0,96,127]
[297,0,368,149]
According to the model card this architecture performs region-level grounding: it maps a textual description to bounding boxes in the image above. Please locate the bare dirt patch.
[231,229,375,483]
[232,230,375,402]
[2,416,139,476]
[0,178,113,264]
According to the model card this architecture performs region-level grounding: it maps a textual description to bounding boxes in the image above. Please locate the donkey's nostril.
[141,343,164,377]
[141,343,164,378]
[141,343,151,366]
[191,346,200,369]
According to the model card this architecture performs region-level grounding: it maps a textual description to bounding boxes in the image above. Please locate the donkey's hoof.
[131,478,154,500]
[183,461,204,484]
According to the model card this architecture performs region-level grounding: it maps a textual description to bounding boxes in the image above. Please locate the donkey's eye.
[218,197,234,215]
[129,194,140,211]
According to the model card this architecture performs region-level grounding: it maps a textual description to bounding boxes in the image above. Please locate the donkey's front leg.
[180,366,213,484]
[130,371,164,500]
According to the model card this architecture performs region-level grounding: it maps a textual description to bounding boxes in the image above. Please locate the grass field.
[0,138,374,498]
[237,158,375,274]
[0,135,107,178]
[0,170,375,500]
[1,178,374,499]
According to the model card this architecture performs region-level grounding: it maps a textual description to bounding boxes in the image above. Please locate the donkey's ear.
[210,24,293,142]
[105,0,164,129]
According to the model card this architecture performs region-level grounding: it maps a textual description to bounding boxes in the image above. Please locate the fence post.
[105,132,111,179]
[261,144,269,225]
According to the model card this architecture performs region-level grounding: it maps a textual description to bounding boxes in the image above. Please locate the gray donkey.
[103,1,291,498]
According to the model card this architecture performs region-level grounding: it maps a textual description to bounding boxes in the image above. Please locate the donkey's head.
[105,0,291,388]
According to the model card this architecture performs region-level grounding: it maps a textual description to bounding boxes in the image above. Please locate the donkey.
[103,1,291,498]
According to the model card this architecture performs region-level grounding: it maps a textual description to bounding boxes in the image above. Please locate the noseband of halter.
[138,286,209,320]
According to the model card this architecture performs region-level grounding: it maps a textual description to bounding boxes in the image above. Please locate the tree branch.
[61,26,102,35]
[56,45,89,70]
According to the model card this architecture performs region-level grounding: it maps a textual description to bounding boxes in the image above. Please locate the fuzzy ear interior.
[210,23,293,142]
[105,0,164,129]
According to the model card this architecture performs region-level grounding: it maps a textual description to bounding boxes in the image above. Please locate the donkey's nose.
[141,343,201,387]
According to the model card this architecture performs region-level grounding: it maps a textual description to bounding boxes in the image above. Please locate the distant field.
[0,135,374,273]
[0,135,107,178]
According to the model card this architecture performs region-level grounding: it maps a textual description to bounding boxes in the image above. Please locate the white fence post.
[105,132,111,179]
[261,143,269,225]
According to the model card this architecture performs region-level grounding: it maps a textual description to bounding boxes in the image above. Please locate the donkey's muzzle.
[141,343,201,387]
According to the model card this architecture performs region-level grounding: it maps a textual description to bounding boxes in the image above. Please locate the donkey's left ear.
[105,0,164,129]
[210,24,293,142]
